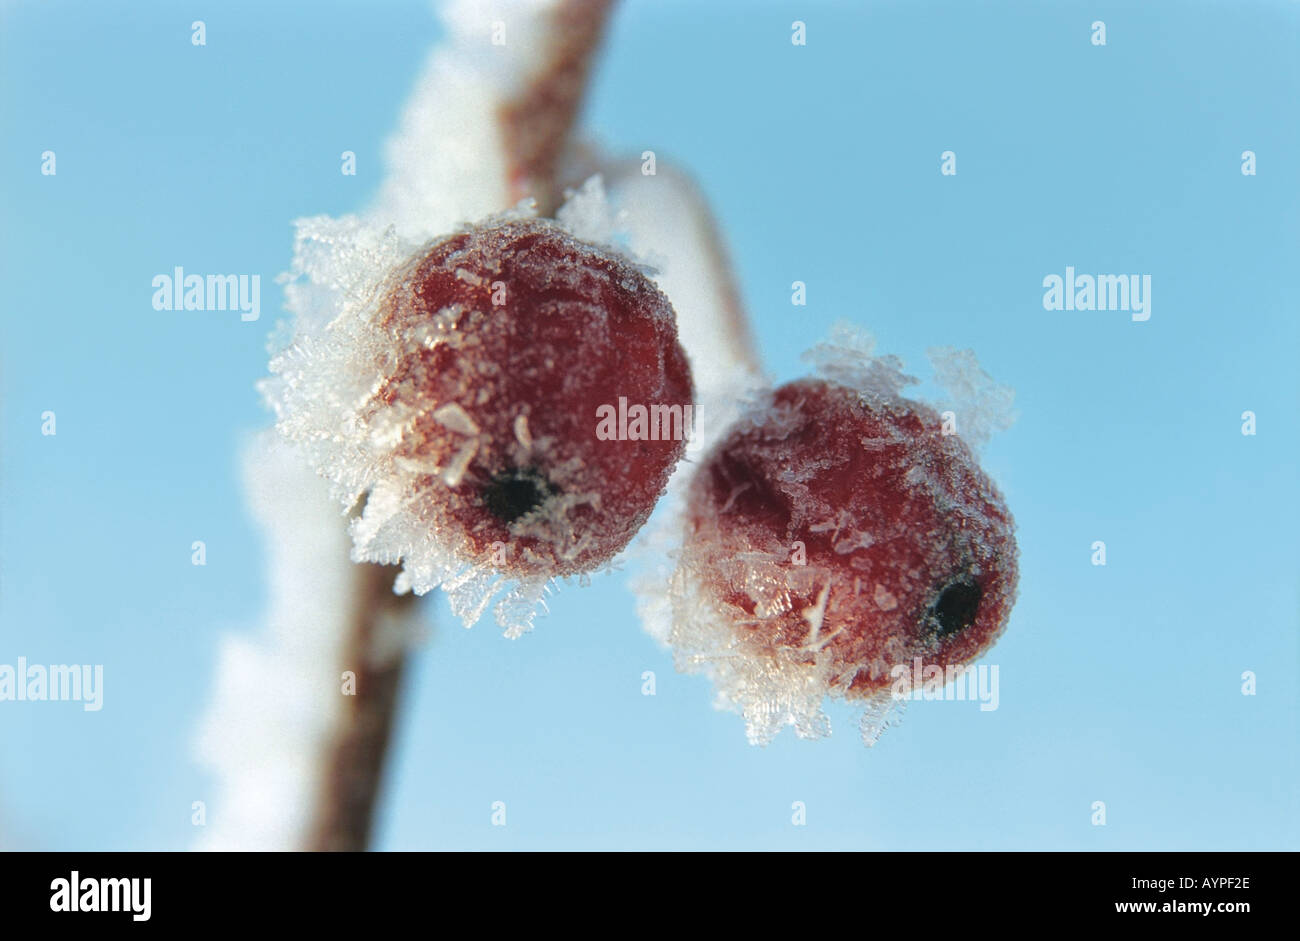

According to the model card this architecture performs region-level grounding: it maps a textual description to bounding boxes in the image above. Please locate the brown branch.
[302,0,616,853]
[303,562,416,852]
[499,0,616,214]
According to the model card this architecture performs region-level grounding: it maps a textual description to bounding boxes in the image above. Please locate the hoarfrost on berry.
[642,328,1019,745]
[266,212,692,637]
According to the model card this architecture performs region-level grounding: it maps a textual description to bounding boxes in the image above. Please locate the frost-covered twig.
[197,1,622,851]
[194,438,368,850]
[373,0,616,238]
[303,555,415,852]
[498,0,614,212]
[298,0,620,849]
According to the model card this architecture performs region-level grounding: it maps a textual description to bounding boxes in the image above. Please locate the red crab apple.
[372,218,693,578]
[681,377,1018,695]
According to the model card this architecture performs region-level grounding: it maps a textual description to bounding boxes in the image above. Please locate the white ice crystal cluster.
[801,322,916,400]
[372,0,570,239]
[647,554,912,748]
[802,324,1016,454]
[925,345,1017,450]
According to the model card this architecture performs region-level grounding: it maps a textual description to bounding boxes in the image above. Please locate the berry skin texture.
[372,218,693,579]
[680,378,1018,699]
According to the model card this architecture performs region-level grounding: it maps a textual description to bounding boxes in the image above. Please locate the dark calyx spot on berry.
[926,577,982,638]
[482,468,553,524]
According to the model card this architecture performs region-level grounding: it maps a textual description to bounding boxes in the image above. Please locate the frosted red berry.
[680,378,1017,697]
[372,218,693,578]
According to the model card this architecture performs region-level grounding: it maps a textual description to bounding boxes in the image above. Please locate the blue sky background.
[2,0,1296,850]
